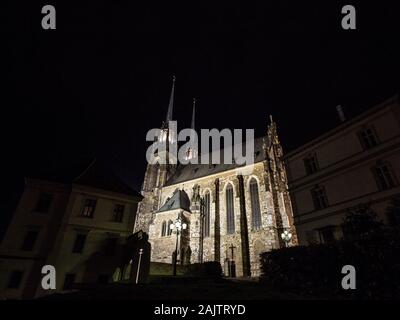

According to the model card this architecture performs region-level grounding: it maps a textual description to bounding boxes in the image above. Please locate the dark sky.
[1,1,399,234]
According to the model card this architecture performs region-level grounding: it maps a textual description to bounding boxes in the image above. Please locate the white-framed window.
[373,161,397,190]
[358,126,379,149]
[303,153,319,175]
[112,204,125,222]
[81,199,97,218]
[311,185,329,210]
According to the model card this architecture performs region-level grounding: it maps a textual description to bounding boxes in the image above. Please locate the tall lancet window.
[226,184,235,234]
[250,178,262,230]
[167,220,173,236]
[203,192,211,237]
[161,221,167,237]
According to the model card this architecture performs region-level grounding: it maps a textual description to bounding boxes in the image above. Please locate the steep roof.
[28,159,142,200]
[284,95,400,158]
[164,136,266,186]
[73,160,142,199]
[158,189,191,213]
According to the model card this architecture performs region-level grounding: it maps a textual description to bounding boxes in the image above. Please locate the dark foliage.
[386,196,400,227]
[342,203,384,241]
[183,261,223,279]
[260,202,400,298]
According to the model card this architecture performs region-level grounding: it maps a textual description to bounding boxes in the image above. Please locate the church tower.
[134,77,178,233]
[184,98,198,161]
[265,116,298,247]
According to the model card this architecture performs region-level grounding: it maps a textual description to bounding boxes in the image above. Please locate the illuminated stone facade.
[135,118,298,277]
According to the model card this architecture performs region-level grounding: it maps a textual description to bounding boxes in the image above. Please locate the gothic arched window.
[203,192,211,237]
[161,221,167,237]
[167,220,173,236]
[250,178,262,230]
[226,184,235,234]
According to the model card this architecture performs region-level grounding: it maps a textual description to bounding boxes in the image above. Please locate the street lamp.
[281,230,292,248]
[170,215,187,276]
[135,248,143,284]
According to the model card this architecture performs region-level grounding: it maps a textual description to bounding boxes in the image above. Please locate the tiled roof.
[164,136,266,186]
[28,159,142,199]
[158,189,191,213]
[73,160,142,199]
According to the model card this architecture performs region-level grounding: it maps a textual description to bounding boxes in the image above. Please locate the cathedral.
[134,79,298,277]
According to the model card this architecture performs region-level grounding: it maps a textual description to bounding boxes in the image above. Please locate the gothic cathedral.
[134,78,297,277]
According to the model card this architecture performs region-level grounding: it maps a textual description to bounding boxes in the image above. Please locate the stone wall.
[143,161,297,277]
[149,209,191,264]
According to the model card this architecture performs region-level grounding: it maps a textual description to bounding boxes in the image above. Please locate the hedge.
[259,234,400,298]
[183,261,223,279]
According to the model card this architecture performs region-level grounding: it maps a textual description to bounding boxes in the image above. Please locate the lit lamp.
[281,230,292,248]
[170,215,187,276]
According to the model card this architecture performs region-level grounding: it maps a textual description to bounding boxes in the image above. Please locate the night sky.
[1,1,399,236]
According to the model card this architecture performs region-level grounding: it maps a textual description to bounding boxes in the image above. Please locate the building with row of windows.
[284,95,400,245]
[0,160,142,299]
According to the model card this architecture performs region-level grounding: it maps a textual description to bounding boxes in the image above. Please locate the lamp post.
[170,214,187,276]
[281,230,292,248]
[135,248,143,284]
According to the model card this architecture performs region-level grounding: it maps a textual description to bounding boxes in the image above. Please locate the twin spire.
[165,76,175,123]
[191,98,196,130]
[164,76,196,131]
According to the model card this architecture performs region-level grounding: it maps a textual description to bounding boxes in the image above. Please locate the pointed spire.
[268,114,280,146]
[185,98,198,161]
[191,98,196,130]
[166,75,176,123]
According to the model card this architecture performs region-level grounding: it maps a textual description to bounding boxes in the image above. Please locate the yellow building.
[0,160,142,299]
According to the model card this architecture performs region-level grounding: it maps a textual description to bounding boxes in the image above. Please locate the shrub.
[260,245,342,296]
[183,261,223,279]
[342,203,384,241]
[149,262,185,276]
[386,196,400,226]
[259,202,400,298]
[259,237,400,298]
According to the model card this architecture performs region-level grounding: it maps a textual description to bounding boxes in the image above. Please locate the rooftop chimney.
[336,105,346,122]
